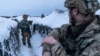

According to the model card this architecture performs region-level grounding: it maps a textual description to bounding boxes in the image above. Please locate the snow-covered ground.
[0,9,100,56]
[16,31,39,56]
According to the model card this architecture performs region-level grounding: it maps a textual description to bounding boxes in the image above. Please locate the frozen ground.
[17,31,41,56]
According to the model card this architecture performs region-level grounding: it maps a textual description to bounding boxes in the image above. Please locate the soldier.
[42,0,100,56]
[18,14,31,48]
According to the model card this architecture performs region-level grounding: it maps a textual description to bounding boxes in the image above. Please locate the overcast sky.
[0,0,66,16]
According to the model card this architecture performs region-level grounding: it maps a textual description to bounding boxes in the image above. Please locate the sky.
[0,0,66,16]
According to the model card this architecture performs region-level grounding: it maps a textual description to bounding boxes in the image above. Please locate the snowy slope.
[33,10,69,28]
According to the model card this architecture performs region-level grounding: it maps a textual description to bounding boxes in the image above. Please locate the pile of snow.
[14,16,22,22]
[33,10,69,28]
[0,17,17,42]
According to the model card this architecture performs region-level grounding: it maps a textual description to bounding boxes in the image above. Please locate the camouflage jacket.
[18,20,30,32]
[43,16,100,56]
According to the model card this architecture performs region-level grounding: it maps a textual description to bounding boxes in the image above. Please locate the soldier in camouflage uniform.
[42,0,100,56]
[18,14,31,48]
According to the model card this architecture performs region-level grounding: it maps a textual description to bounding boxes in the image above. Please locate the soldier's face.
[68,7,79,26]
[69,8,76,25]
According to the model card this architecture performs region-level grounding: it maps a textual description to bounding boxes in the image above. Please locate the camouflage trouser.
[22,32,31,47]
[42,42,68,56]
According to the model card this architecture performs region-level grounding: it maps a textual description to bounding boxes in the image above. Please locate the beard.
[69,13,76,26]
[70,18,76,26]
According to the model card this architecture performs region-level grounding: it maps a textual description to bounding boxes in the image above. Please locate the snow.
[33,10,69,28]
[17,31,42,56]
[0,17,17,42]
[95,9,100,15]
[19,46,35,56]
[31,33,43,56]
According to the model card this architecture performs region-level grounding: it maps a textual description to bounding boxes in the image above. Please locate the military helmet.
[64,0,100,14]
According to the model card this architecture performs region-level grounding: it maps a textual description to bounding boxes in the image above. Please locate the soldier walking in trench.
[18,14,31,48]
[42,0,100,56]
